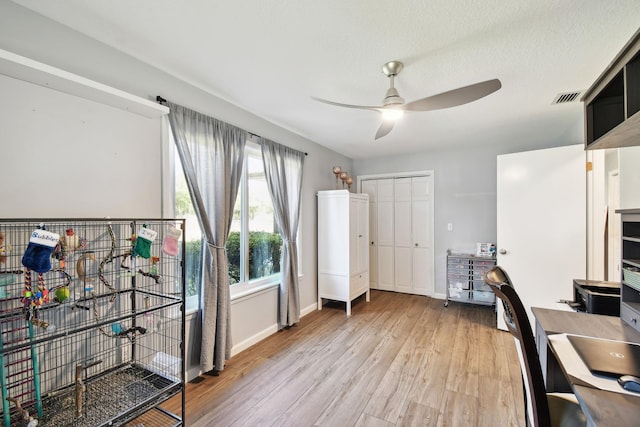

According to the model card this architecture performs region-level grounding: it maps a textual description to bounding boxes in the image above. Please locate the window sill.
[230,273,304,302]
[231,274,304,302]
[184,273,304,314]
[231,280,280,302]
[185,297,199,316]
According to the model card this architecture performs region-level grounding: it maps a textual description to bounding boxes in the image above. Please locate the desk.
[532,307,640,427]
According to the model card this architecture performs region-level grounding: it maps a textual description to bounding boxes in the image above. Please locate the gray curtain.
[259,138,305,327]
[167,101,246,373]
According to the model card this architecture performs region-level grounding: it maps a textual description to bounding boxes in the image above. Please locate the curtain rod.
[156,95,309,156]
[249,133,308,156]
[156,96,307,156]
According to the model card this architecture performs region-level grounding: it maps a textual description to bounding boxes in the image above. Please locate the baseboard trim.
[186,366,202,382]
[300,302,317,317]
[231,323,279,357]
[229,302,318,357]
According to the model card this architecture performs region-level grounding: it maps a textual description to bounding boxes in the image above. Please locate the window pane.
[247,154,281,280]
[174,148,202,298]
[227,187,242,285]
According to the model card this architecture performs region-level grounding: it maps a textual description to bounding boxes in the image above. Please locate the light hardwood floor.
[165,290,525,426]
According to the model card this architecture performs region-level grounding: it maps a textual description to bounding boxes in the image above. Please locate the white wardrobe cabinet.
[317,190,370,315]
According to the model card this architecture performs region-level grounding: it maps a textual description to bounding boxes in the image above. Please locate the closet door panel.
[377,205,394,290]
[361,180,378,244]
[361,180,377,202]
[377,246,395,290]
[361,180,378,288]
[377,179,394,200]
[394,178,412,293]
[411,176,433,295]
[377,179,395,245]
[411,196,431,294]
[377,179,395,290]
[377,201,394,245]
[395,247,412,293]
[394,178,412,248]
[369,244,378,288]
[394,201,412,247]
[411,177,431,247]
[394,177,412,199]
[368,201,378,288]
[412,199,429,245]
[412,247,430,295]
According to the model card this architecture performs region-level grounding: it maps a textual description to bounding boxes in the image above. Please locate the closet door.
[376,179,395,291]
[361,180,378,289]
[394,178,413,293]
[410,176,433,295]
[361,174,434,296]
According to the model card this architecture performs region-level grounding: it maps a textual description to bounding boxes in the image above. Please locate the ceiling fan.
[312,61,502,139]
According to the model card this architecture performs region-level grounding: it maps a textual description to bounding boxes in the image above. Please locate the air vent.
[551,91,583,105]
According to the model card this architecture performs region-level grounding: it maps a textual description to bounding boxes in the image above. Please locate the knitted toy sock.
[162,226,182,256]
[133,225,157,259]
[22,227,60,273]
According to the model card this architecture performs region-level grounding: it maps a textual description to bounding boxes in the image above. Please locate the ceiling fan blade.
[311,96,381,111]
[375,120,395,140]
[402,79,502,112]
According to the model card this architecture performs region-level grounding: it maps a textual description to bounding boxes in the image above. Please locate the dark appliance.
[571,279,620,316]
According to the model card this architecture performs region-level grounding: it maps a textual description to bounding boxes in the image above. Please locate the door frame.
[607,169,621,281]
[358,170,435,297]
[587,149,606,280]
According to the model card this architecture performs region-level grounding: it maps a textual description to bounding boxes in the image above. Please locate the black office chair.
[484,266,586,427]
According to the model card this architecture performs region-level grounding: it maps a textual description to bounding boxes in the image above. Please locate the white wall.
[0,73,163,218]
[619,146,640,210]
[353,140,581,298]
[0,2,351,380]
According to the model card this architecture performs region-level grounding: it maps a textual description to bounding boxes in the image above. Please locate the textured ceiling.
[11,0,640,159]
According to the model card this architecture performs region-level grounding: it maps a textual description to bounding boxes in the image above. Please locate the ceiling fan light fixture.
[312,60,501,139]
[382,108,404,121]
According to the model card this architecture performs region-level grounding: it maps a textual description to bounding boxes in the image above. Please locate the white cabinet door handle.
[499,249,507,254]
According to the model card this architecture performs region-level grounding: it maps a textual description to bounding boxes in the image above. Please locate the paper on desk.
[548,333,639,396]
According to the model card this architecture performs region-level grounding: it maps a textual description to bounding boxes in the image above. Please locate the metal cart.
[445,251,496,307]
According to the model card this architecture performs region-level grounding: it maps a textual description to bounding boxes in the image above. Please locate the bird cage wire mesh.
[0,219,185,427]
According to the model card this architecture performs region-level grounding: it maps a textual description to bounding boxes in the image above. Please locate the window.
[228,144,282,286]
[174,141,281,302]
[174,153,202,301]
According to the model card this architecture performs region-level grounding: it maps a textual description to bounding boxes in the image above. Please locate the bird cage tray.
[30,364,181,427]
[123,406,182,427]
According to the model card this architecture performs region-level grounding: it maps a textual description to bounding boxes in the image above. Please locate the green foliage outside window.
[183,230,281,297]
[184,238,201,297]
[175,191,194,216]
[226,231,282,283]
